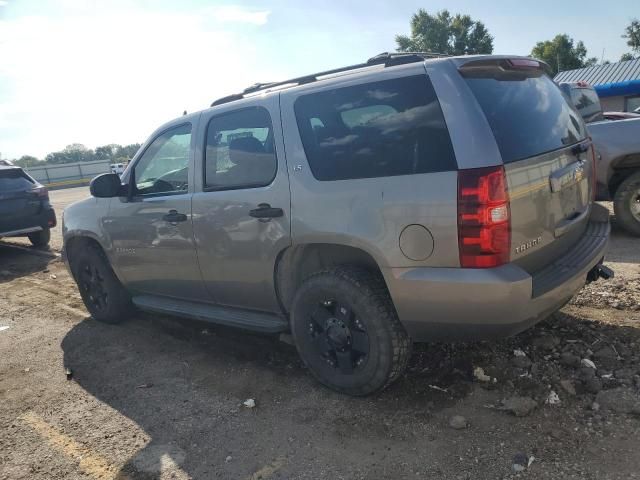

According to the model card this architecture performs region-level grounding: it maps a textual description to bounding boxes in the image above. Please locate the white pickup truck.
[110,163,125,176]
[560,82,640,236]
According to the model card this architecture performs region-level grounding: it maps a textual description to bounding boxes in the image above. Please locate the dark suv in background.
[0,164,56,247]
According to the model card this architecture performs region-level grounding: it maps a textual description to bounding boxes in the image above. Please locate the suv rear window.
[464,74,587,163]
[0,169,35,191]
[294,75,456,181]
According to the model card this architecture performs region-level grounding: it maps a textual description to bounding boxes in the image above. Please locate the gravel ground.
[1,191,639,479]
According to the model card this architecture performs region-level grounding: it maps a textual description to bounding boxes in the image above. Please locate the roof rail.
[210,51,448,107]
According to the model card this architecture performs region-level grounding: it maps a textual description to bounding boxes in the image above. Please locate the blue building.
[555,59,640,112]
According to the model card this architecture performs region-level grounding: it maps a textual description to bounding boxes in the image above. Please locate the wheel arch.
[65,234,113,280]
[274,243,387,315]
[608,154,640,198]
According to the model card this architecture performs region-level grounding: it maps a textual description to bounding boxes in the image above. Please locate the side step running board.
[132,295,289,333]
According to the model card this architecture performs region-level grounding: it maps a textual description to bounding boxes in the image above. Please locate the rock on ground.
[501,397,537,417]
[448,415,468,430]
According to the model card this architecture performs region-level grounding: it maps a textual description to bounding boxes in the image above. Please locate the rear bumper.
[0,207,56,237]
[384,203,610,342]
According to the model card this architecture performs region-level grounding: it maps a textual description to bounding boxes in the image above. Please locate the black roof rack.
[210,52,448,107]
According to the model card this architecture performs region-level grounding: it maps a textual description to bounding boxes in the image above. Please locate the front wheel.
[613,171,640,237]
[28,228,50,248]
[290,266,411,396]
[72,244,132,324]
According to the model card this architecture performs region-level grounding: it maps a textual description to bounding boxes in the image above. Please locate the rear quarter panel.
[279,63,460,269]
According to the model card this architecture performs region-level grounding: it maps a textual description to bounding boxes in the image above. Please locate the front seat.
[224,136,275,187]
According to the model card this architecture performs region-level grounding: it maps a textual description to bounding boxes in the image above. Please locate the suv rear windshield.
[0,168,35,191]
[464,74,587,163]
[294,75,457,181]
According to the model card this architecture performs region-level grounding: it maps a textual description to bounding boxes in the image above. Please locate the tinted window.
[465,75,587,163]
[294,75,456,181]
[204,107,277,190]
[134,124,191,196]
[570,87,603,123]
[0,169,35,191]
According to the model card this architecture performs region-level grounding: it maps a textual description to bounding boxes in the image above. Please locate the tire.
[72,244,132,324]
[28,228,50,248]
[290,266,412,396]
[613,171,640,237]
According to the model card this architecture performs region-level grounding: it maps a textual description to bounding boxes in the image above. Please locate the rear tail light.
[32,186,49,199]
[458,166,510,268]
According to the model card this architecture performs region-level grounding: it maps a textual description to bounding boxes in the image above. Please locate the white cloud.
[0,5,277,159]
[0,1,8,7]
[204,5,270,26]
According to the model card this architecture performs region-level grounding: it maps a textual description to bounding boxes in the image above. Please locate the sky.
[0,0,637,159]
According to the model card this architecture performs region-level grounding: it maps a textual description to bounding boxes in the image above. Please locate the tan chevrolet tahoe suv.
[63,53,611,395]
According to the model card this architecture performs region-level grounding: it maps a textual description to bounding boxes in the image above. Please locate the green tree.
[95,144,120,161]
[621,52,636,61]
[396,9,493,55]
[44,144,95,164]
[622,19,640,55]
[115,143,141,160]
[531,34,594,75]
[13,155,41,168]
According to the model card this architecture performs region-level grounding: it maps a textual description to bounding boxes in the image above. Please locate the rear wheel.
[72,244,132,324]
[290,266,411,396]
[613,171,640,237]
[28,228,50,248]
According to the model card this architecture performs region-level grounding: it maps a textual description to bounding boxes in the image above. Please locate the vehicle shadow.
[0,243,55,283]
[61,306,640,478]
[61,313,305,478]
[607,214,640,264]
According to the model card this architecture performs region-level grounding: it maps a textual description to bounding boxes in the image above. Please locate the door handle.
[249,203,283,219]
[162,209,188,223]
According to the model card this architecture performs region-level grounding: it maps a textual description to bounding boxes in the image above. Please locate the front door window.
[134,124,191,196]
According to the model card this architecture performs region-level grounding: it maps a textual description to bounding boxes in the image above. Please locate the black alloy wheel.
[307,298,370,374]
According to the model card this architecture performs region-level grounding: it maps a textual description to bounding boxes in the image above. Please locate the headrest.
[228,136,265,167]
[229,136,264,154]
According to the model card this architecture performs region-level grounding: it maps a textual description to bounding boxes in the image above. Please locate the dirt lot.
[1,188,639,479]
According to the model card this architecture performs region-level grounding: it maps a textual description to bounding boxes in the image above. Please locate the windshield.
[464,74,588,163]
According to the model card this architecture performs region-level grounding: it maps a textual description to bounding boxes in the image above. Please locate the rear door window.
[0,169,35,191]
[294,75,457,181]
[204,107,277,190]
[464,74,587,163]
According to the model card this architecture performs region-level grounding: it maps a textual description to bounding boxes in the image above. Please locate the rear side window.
[464,74,587,163]
[0,169,35,191]
[204,107,277,190]
[294,75,457,181]
[570,87,603,123]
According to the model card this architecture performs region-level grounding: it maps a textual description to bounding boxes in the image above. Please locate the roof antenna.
[183,110,187,116]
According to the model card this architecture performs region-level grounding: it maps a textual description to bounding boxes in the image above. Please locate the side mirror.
[90,173,123,198]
